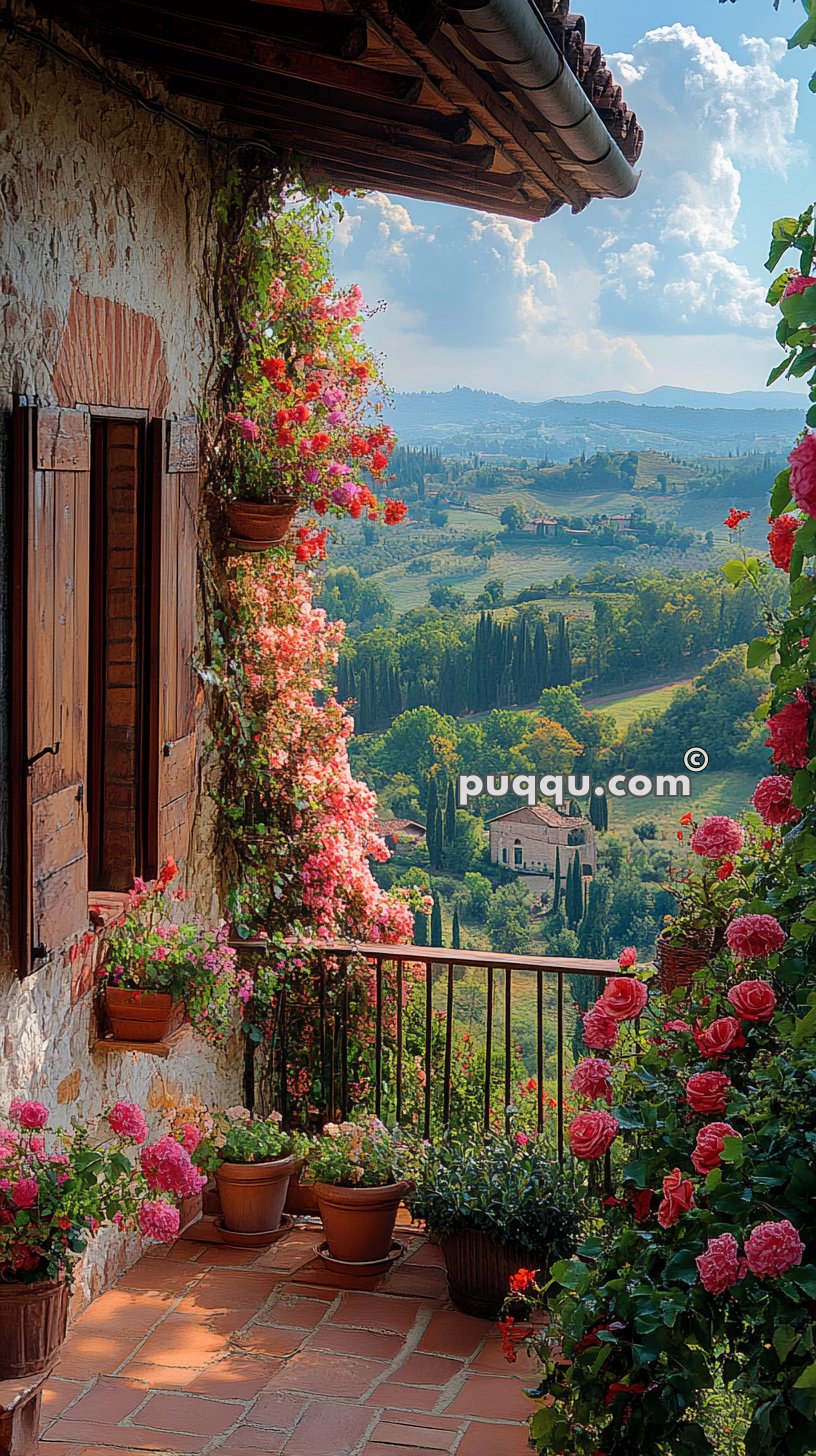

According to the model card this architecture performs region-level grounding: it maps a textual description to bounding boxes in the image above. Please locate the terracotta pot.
[440,1229,537,1319]
[104,988,185,1043]
[226,499,298,549]
[314,1180,410,1264]
[284,1160,319,1217]
[215,1156,296,1234]
[0,1278,69,1379]
[655,930,715,995]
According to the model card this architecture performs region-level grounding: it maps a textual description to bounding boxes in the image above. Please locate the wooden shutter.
[10,403,91,976]
[147,417,200,877]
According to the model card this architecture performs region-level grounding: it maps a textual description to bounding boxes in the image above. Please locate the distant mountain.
[562,387,805,412]
[386,387,802,459]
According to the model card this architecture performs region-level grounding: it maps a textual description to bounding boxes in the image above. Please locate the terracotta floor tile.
[364,1382,441,1412]
[376,1411,461,1431]
[259,1294,334,1329]
[234,1325,305,1358]
[53,1336,137,1380]
[117,1261,203,1296]
[187,1355,280,1400]
[41,1377,84,1422]
[280,1399,374,1455]
[271,1350,389,1398]
[457,1419,534,1454]
[178,1270,280,1312]
[272,1282,337,1303]
[243,1390,308,1430]
[364,1445,448,1456]
[158,1241,204,1263]
[117,1365,202,1389]
[329,1292,421,1335]
[38,1422,202,1452]
[132,1314,229,1367]
[289,1264,383,1292]
[132,1392,239,1436]
[471,1337,540,1376]
[52,1378,149,1425]
[193,1247,260,1267]
[305,1324,404,1360]
[380,1269,448,1301]
[71,1290,171,1337]
[217,1432,287,1454]
[372,1420,458,1451]
[418,1312,490,1359]
[34,1443,80,1454]
[403,1243,446,1269]
[392,1353,464,1387]
[443,1375,532,1422]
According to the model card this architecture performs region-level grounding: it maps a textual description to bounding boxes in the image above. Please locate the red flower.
[629,1187,654,1223]
[726,978,776,1022]
[599,977,648,1023]
[752,774,799,826]
[691,1121,741,1175]
[582,1004,619,1051]
[716,860,734,880]
[693,1016,746,1059]
[657,1168,694,1228]
[371,449,389,473]
[765,691,810,769]
[725,507,750,529]
[260,356,286,379]
[679,811,693,826]
[789,431,816,518]
[783,271,816,297]
[696,1232,743,1294]
[498,1316,517,1363]
[768,513,800,571]
[509,1267,538,1293]
[310,432,331,452]
[725,913,786,961]
[617,946,637,968]
[570,1057,614,1104]
[685,1071,731,1114]
[690,815,744,860]
[155,857,178,892]
[568,1110,619,1161]
[384,498,408,525]
[744,1218,805,1278]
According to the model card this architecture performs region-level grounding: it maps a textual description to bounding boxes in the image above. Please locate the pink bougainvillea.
[140,1137,205,1200]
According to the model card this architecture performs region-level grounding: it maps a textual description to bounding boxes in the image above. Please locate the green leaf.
[771,468,793,515]
[781,287,816,328]
[767,358,791,385]
[794,1360,816,1391]
[789,1266,816,1298]
[791,1005,816,1048]
[664,1249,699,1285]
[747,637,778,669]
[721,559,747,587]
[774,1326,800,1365]
[790,346,816,378]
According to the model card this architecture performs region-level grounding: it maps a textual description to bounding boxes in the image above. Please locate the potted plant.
[405,1128,581,1318]
[0,1098,192,1379]
[98,859,252,1043]
[656,814,750,994]
[218,200,402,552]
[305,1118,411,1271]
[191,1108,307,1244]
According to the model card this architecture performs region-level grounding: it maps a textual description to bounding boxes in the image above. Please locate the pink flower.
[11,1177,39,1209]
[179,1124,202,1156]
[691,1122,741,1175]
[582,1004,619,1051]
[766,691,810,769]
[568,1110,619,1161]
[696,1233,743,1294]
[693,1016,746,1059]
[599,978,648,1023]
[768,514,800,572]
[617,946,637,969]
[239,418,260,442]
[570,1058,614,1105]
[515,1132,529,1147]
[743,1219,805,1278]
[657,1168,694,1228]
[752,774,800,826]
[664,1019,692,1033]
[725,914,786,961]
[685,1072,731,1114]
[140,1137,205,1199]
[782,272,816,297]
[9,1099,48,1130]
[727,979,777,1023]
[689,816,744,860]
[108,1103,148,1144]
[137,1200,181,1244]
[789,431,816,518]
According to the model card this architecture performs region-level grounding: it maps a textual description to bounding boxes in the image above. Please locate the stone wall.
[0,24,243,1301]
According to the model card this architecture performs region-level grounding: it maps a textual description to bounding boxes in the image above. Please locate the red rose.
[693,1017,746,1059]
[727,978,777,1023]
[582,1004,619,1051]
[716,860,735,880]
[629,1187,654,1223]
[765,691,810,770]
[685,1071,731,1114]
[696,1233,743,1294]
[600,977,648,1023]
[744,1219,805,1278]
[789,432,816,518]
[690,815,744,860]
[570,1057,614,1105]
[767,513,800,572]
[568,1110,619,1161]
[657,1168,695,1228]
[725,914,786,961]
[691,1121,741,1175]
[617,946,637,968]
[752,774,799,826]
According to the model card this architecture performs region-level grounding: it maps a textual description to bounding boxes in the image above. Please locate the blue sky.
[331,1,815,399]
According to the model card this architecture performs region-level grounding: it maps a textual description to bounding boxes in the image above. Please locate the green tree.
[430,893,443,947]
[451,906,461,949]
[485,881,532,954]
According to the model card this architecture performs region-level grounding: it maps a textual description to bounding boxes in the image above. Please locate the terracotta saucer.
[314,1239,404,1276]
[214,1213,294,1248]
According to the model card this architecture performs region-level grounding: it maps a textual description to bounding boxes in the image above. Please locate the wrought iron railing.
[237,940,621,1159]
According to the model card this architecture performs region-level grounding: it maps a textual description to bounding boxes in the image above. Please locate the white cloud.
[364,192,427,239]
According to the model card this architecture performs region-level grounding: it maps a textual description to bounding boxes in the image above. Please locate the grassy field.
[607,769,758,840]
[375,536,624,612]
[585,679,693,730]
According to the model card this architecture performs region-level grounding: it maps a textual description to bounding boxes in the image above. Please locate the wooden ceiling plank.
[264,131,521,193]
[305,164,555,221]
[95,0,369,59]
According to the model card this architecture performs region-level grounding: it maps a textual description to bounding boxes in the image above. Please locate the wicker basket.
[441,1229,538,1319]
[655,930,715,996]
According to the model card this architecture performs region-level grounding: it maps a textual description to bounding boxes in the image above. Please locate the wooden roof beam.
[305,165,559,222]
[92,0,370,60]
[267,133,519,194]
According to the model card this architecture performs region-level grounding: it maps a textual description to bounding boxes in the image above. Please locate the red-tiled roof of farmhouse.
[38,0,643,222]
[488,803,590,828]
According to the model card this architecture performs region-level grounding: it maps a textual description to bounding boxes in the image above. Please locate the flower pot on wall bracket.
[104,988,186,1043]
[0,1278,69,1380]
[226,499,298,550]
[313,1180,411,1266]
[655,929,715,996]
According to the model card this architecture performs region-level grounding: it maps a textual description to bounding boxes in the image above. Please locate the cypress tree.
[430,894,443,947]
[452,906,461,949]
[568,849,583,928]
[552,846,562,913]
[444,781,456,845]
[425,775,438,823]
[430,806,443,869]
[414,907,428,947]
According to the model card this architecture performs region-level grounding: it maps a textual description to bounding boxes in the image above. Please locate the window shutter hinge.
[32,944,49,960]
[27,739,61,770]
[76,783,84,805]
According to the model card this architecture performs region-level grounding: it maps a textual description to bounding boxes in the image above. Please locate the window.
[501,847,508,864]
[513,839,523,868]
[10,403,200,977]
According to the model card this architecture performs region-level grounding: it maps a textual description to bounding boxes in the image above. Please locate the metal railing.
[237,940,621,1159]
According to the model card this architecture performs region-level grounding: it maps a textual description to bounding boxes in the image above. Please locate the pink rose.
[752,774,799,826]
[765,691,810,770]
[696,1233,743,1294]
[568,1110,619,1161]
[599,978,648,1023]
[657,1168,695,1228]
[690,816,745,860]
[617,946,637,969]
[239,418,260,443]
[725,914,786,961]
[137,1200,181,1244]
[727,979,777,1023]
[582,1004,619,1051]
[693,1017,746,1060]
[9,1099,48,1130]
[744,1219,805,1278]
[108,1102,148,1144]
[789,432,816,518]
[664,1019,692,1033]
[685,1072,731,1114]
[570,1058,614,1105]
[691,1122,741,1175]
[11,1177,39,1209]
